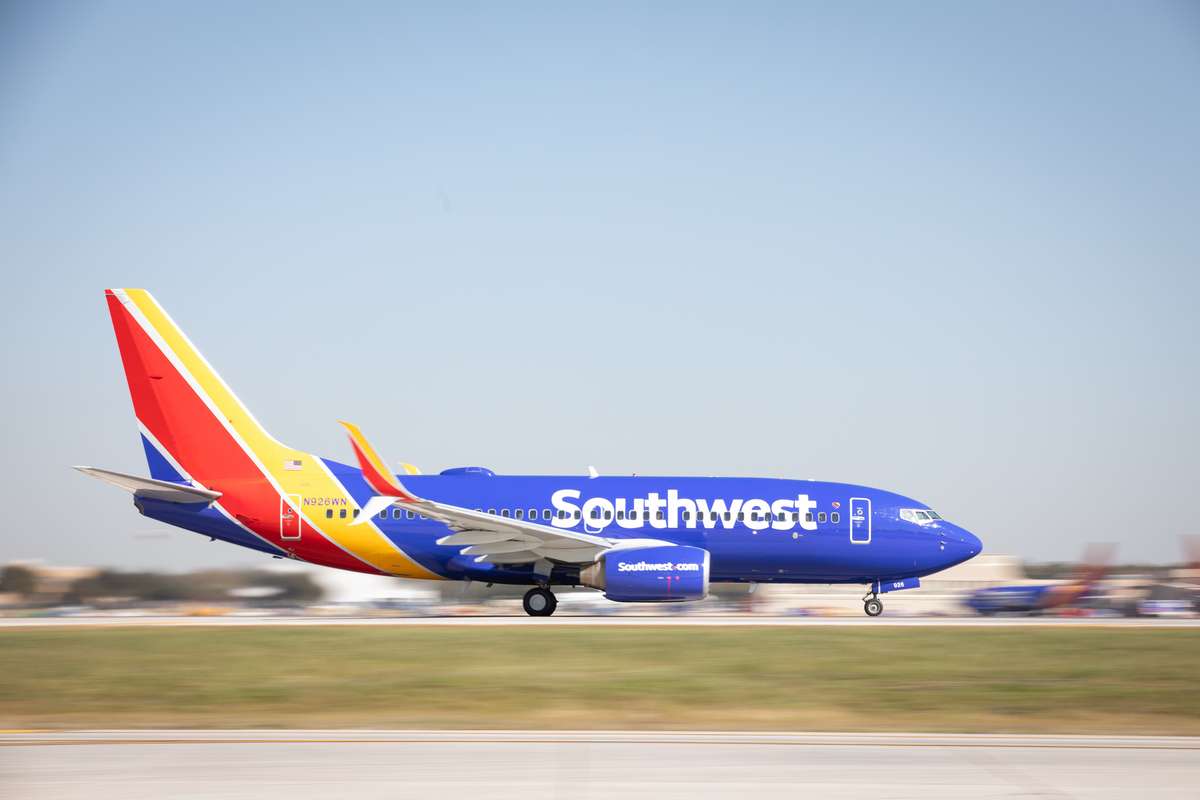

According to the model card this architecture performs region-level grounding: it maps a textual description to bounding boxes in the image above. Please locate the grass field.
[1,626,1198,733]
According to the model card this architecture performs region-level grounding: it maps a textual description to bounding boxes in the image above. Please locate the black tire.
[523,587,557,617]
[864,598,883,617]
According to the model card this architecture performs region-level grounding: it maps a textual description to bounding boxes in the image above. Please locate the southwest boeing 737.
[77,289,982,616]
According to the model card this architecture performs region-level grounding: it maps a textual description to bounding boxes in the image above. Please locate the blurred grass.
[1,626,1197,733]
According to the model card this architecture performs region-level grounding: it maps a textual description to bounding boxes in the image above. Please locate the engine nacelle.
[580,545,710,602]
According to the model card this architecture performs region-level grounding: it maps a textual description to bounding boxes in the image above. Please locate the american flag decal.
[284,459,303,471]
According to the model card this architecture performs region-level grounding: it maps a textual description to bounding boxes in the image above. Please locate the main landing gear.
[863,591,883,617]
[523,587,558,617]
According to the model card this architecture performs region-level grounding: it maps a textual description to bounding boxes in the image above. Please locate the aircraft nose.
[955,525,982,556]
[940,523,982,566]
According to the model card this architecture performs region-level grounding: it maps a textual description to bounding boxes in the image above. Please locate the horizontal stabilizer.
[74,466,222,504]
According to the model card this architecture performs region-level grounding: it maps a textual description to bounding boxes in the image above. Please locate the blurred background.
[2,5,1200,796]
[3,541,1199,619]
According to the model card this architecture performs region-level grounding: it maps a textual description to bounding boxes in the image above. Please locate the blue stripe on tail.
[141,434,186,482]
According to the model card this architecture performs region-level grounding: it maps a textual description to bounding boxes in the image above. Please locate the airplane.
[964,546,1113,616]
[76,289,983,617]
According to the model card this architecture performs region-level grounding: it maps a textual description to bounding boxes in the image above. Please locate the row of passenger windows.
[324,507,843,524]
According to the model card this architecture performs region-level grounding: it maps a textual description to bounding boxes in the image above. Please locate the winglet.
[338,421,419,502]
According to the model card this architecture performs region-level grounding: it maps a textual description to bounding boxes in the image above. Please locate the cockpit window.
[915,511,931,521]
[900,508,940,524]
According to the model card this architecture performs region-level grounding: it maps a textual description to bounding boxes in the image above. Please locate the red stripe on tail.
[105,293,381,574]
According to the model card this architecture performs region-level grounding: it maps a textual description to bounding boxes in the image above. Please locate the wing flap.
[437,531,538,546]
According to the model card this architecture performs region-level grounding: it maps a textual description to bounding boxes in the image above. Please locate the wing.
[338,421,610,565]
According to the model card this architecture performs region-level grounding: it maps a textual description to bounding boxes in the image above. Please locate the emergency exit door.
[280,494,303,540]
[849,497,871,544]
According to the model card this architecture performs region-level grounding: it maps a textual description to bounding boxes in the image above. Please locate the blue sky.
[2,1,1198,568]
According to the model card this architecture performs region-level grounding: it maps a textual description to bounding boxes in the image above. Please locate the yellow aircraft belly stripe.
[124,289,440,579]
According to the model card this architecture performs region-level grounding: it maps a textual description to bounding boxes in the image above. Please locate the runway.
[2,731,1197,799]
[1,614,1198,627]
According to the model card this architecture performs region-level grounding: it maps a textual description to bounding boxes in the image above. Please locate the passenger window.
[556,509,566,519]
[393,509,401,518]
[616,510,625,520]
[724,512,731,521]
[325,509,333,519]
[543,509,551,520]
[339,509,347,519]
[379,510,387,520]
[407,510,415,519]
[831,512,840,523]
[501,509,511,517]
[574,510,581,520]
[604,510,612,520]
[805,512,813,523]
[352,509,359,518]
[683,511,691,521]
[818,512,827,523]
[488,508,496,515]
[657,510,665,520]
[737,512,744,521]
[528,508,537,519]
[515,509,524,519]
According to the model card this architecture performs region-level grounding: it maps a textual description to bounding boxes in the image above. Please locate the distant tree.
[0,565,36,596]
[265,571,324,604]
[66,570,183,604]
[60,567,323,607]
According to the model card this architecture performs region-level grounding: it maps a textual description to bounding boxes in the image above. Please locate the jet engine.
[579,545,710,602]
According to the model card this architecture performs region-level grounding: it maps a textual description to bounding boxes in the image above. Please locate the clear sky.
[2,1,1198,569]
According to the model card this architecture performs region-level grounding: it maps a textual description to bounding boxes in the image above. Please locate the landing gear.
[863,592,883,617]
[523,587,558,617]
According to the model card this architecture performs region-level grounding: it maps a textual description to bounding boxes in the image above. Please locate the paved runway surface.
[2,731,1197,799]
[1,614,1198,627]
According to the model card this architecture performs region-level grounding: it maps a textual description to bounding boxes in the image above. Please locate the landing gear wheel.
[523,587,558,617]
[864,598,883,617]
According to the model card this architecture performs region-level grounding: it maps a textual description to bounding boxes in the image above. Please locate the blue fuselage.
[143,461,983,588]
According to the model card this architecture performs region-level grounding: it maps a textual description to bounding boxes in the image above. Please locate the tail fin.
[105,288,287,480]
[102,289,441,579]
[1073,543,1116,589]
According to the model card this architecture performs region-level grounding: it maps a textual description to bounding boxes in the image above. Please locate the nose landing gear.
[863,591,883,617]
[523,587,558,617]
